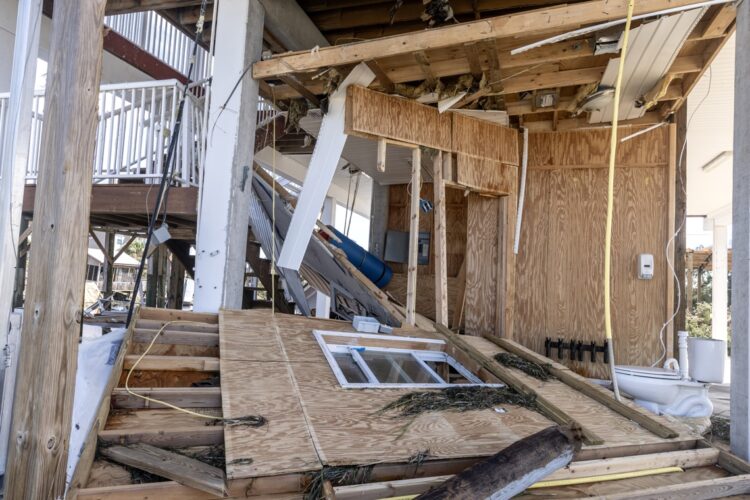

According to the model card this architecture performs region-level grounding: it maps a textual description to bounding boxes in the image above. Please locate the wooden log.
[415,425,581,499]
[100,443,227,497]
[4,0,107,496]
[487,336,680,439]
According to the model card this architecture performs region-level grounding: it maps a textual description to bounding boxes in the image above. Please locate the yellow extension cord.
[604,0,635,402]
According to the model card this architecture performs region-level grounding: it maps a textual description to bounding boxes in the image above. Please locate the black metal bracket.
[545,337,609,363]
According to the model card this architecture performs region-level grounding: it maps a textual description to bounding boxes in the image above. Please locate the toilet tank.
[688,337,726,383]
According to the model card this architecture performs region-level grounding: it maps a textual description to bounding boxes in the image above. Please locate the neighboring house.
[86,248,140,293]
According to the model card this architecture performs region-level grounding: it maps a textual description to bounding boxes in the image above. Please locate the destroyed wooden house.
[1,0,750,498]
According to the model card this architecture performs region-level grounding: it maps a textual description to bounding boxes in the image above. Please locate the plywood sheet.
[456,154,516,195]
[527,124,670,169]
[345,85,451,150]
[513,126,670,378]
[451,112,519,166]
[384,273,460,323]
[465,194,499,336]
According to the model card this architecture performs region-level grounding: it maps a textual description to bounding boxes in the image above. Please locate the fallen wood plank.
[123,355,220,372]
[98,426,223,448]
[100,443,227,497]
[335,476,452,500]
[139,307,219,324]
[416,425,581,499]
[111,387,221,409]
[133,327,220,346]
[486,337,680,439]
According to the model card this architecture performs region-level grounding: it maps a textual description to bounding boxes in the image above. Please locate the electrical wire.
[652,66,714,367]
[603,0,635,402]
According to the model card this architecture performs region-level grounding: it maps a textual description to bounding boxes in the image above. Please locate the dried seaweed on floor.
[304,465,373,500]
[710,415,730,442]
[380,386,537,418]
[494,352,554,381]
[172,444,226,470]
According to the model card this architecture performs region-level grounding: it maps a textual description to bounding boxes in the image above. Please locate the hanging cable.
[604,0,635,402]
[126,0,210,326]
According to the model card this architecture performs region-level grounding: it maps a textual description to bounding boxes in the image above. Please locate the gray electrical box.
[384,230,430,265]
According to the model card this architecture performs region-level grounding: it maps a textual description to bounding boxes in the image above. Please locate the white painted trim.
[277,63,375,271]
[316,330,445,345]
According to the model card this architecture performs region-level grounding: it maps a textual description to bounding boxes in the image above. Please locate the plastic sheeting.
[65,328,125,487]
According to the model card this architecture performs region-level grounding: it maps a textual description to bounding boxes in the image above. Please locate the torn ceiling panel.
[589,8,705,124]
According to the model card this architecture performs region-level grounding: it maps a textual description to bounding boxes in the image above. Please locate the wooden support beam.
[463,42,484,80]
[253,0,710,79]
[674,106,688,337]
[89,229,113,265]
[486,337,680,439]
[406,147,421,326]
[105,0,203,15]
[111,387,221,409]
[687,251,694,313]
[167,254,186,309]
[4,0,107,496]
[123,355,220,372]
[414,50,437,85]
[279,74,322,107]
[98,425,223,448]
[451,259,466,331]
[416,425,580,499]
[133,327,219,346]
[433,151,448,326]
[365,59,394,93]
[100,443,227,497]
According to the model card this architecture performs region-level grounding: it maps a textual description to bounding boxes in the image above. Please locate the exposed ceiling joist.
[253,0,715,79]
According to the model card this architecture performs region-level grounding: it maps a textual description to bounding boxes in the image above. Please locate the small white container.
[352,315,380,333]
[688,337,726,383]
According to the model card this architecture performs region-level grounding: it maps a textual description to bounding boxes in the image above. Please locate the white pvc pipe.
[513,127,529,255]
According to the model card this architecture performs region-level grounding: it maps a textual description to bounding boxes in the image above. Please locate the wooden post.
[406,147,421,326]
[146,253,157,307]
[193,0,265,312]
[167,255,185,310]
[497,166,518,338]
[433,151,448,326]
[666,123,677,358]
[5,0,107,495]
[674,105,688,335]
[12,216,30,309]
[697,266,704,302]
[732,0,750,458]
[103,231,115,296]
[156,245,169,308]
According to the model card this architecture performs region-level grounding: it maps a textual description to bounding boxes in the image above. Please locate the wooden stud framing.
[433,151,448,326]
[667,123,677,356]
[406,147,421,326]
[4,0,108,496]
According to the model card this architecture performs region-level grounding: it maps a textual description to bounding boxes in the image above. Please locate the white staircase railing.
[104,11,212,81]
[0,79,207,187]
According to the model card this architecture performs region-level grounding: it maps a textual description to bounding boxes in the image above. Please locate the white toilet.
[614,333,725,418]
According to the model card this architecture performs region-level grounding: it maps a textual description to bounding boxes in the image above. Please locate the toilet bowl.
[613,332,725,418]
[614,365,713,418]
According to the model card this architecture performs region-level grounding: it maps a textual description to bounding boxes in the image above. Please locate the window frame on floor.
[313,330,502,389]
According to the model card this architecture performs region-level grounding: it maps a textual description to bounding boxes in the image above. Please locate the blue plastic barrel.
[326,226,393,288]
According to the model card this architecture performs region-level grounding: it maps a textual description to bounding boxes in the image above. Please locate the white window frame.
[314,330,503,389]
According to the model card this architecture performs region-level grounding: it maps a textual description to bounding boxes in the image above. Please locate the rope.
[603,0,635,402]
[124,319,266,427]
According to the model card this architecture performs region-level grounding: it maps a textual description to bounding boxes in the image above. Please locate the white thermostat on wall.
[638,253,654,280]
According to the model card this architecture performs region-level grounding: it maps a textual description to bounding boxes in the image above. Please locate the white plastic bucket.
[688,337,726,383]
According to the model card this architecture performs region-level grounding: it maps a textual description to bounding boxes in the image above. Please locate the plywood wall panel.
[465,194,499,336]
[456,154,517,194]
[384,273,460,323]
[514,125,671,378]
[345,85,452,150]
[451,112,519,166]
[528,125,670,169]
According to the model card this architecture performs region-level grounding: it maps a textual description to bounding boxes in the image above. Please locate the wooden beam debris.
[415,425,581,499]
[100,443,227,497]
[406,147,422,326]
